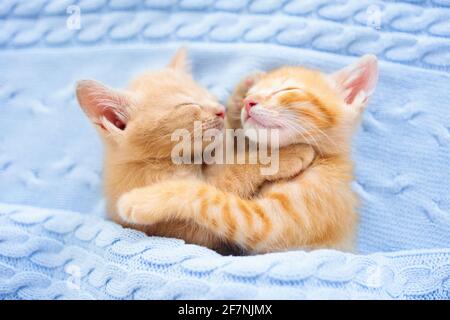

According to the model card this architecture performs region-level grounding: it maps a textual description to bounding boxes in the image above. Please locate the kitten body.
[76,49,232,251]
[117,55,378,254]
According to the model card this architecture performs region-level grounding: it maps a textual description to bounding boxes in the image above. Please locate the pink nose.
[245,99,257,114]
[215,105,225,118]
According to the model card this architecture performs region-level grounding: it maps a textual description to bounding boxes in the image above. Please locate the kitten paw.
[244,72,263,88]
[231,73,264,105]
[117,184,182,225]
[117,192,142,224]
[238,73,263,95]
[117,189,162,225]
[267,144,316,181]
[299,144,316,170]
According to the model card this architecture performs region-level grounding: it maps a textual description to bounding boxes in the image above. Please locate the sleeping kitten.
[75,48,230,251]
[203,76,316,199]
[76,48,307,253]
[116,54,378,254]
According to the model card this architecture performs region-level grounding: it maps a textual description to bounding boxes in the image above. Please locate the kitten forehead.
[127,69,213,107]
[280,78,305,89]
[249,78,305,97]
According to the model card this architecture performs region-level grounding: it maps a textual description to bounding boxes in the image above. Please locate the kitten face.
[76,48,225,160]
[124,68,225,158]
[240,55,378,150]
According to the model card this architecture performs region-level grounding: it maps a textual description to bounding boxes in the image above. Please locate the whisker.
[282,119,324,156]
[298,120,338,148]
[280,112,337,148]
[284,115,328,156]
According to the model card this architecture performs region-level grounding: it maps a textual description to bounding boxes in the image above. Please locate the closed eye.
[175,102,201,109]
[271,87,304,96]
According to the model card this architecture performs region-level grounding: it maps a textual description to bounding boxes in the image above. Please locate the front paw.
[267,144,316,180]
[117,191,143,224]
[117,189,162,225]
[230,73,264,107]
[299,144,316,170]
[236,73,263,98]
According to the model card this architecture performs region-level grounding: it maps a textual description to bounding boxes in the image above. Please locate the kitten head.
[239,55,378,154]
[76,48,225,160]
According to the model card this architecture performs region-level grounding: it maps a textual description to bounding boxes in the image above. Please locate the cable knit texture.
[0,0,450,300]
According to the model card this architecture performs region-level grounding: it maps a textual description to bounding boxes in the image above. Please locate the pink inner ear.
[103,108,126,130]
[76,80,129,132]
[334,55,378,105]
[344,67,371,104]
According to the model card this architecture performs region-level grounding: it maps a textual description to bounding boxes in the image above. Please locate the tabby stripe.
[222,201,236,239]
[282,90,336,128]
[306,92,337,127]
[236,198,253,227]
[236,198,258,246]
[212,193,222,206]
[249,202,272,242]
[268,192,303,226]
[199,198,209,221]
[197,186,209,221]
[197,186,208,198]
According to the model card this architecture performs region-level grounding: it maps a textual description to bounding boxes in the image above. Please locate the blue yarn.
[0,0,449,299]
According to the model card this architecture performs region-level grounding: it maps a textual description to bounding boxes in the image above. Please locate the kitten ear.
[330,54,378,106]
[76,80,131,134]
[168,47,191,73]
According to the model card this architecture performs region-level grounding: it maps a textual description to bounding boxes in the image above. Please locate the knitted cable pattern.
[1,203,449,299]
[0,0,450,300]
[0,0,449,71]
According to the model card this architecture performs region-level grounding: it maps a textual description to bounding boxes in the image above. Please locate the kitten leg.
[117,165,355,254]
[205,163,266,199]
[205,143,315,198]
[116,179,284,252]
[117,181,212,231]
[264,143,316,182]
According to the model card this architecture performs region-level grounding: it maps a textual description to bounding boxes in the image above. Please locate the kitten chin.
[242,122,298,148]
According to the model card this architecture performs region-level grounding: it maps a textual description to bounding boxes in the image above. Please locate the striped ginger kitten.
[76,48,310,254]
[117,54,379,254]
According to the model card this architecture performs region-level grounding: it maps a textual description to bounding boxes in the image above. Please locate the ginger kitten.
[116,55,378,254]
[76,48,306,254]
[76,48,232,250]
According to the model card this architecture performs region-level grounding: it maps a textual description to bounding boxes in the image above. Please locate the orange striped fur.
[116,54,379,254]
[76,48,243,253]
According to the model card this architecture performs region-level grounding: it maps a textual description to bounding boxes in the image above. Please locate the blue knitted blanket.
[1,0,450,300]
